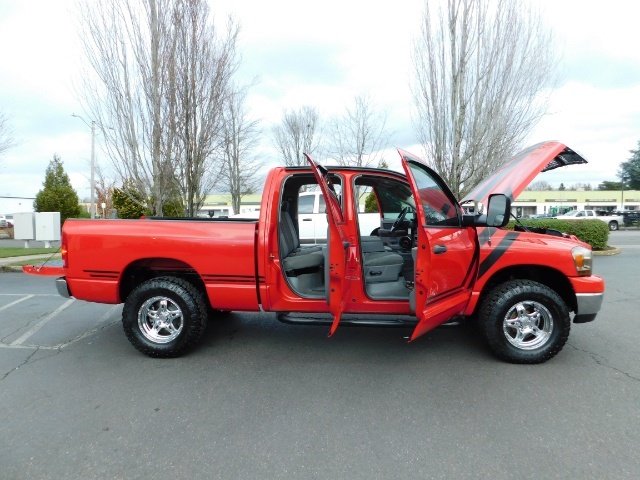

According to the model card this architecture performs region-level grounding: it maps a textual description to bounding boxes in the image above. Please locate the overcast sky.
[1,0,639,205]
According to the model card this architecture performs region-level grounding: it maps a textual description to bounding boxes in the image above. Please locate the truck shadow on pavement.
[196,311,493,365]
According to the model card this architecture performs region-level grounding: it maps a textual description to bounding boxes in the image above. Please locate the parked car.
[0,214,12,228]
[617,210,640,226]
[553,209,623,231]
[528,213,554,220]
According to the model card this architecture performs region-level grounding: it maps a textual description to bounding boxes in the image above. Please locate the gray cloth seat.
[362,250,404,283]
[283,250,324,271]
[279,201,323,272]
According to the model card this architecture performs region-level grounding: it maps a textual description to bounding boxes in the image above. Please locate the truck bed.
[62,218,260,310]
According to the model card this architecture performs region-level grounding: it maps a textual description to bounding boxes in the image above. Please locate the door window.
[298,194,315,214]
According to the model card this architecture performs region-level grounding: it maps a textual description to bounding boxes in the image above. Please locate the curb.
[0,265,26,273]
[0,254,62,273]
[593,247,621,256]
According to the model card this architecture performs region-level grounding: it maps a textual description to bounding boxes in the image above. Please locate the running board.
[277,313,418,328]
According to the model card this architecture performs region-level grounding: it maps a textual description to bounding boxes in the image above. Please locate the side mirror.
[486,194,511,227]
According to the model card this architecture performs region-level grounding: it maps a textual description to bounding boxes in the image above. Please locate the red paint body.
[28,142,605,341]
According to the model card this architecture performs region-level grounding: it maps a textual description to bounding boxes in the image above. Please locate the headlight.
[572,246,592,276]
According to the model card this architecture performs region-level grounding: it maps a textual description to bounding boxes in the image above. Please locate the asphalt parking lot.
[1,232,639,479]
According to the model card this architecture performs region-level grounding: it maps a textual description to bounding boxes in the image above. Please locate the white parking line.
[57,304,121,349]
[0,294,59,296]
[0,295,34,313]
[10,299,75,346]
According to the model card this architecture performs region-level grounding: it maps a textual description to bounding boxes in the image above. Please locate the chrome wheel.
[138,296,184,344]
[502,300,553,350]
[480,280,570,363]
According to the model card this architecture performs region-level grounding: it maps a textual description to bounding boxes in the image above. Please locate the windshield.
[562,211,579,217]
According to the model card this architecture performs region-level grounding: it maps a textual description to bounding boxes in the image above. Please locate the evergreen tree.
[34,154,82,223]
[597,181,623,191]
[112,179,150,219]
[364,191,380,213]
[112,180,184,218]
[618,141,640,190]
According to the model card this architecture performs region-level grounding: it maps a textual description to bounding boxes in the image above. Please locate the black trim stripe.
[201,274,256,284]
[478,231,520,279]
[83,270,119,279]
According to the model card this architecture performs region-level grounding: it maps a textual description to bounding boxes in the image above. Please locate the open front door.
[399,150,478,341]
[305,154,351,336]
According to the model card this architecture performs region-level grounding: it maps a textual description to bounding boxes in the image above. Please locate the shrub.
[506,219,609,250]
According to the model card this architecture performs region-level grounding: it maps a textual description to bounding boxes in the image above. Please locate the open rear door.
[399,150,478,341]
[305,154,351,336]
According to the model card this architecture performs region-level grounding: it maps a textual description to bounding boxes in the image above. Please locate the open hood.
[462,141,588,205]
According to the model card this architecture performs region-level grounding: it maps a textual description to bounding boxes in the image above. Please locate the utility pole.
[72,114,97,219]
[90,120,96,219]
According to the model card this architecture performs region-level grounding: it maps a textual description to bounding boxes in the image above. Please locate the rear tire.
[608,221,618,231]
[122,276,207,358]
[479,280,570,364]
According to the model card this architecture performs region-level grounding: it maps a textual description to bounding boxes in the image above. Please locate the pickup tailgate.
[54,218,260,311]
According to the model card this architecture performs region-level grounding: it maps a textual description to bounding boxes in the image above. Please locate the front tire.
[479,280,570,364]
[122,277,207,358]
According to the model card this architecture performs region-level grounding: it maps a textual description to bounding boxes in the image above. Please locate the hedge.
[505,219,609,251]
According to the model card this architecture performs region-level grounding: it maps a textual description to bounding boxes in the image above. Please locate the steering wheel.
[390,207,409,233]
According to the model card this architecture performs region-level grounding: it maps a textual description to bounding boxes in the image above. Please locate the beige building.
[199,194,263,217]
[512,190,640,217]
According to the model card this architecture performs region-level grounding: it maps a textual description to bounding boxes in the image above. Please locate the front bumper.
[574,293,603,323]
[570,275,605,324]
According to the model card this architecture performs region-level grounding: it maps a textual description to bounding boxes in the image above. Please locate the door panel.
[399,150,478,341]
[305,154,350,336]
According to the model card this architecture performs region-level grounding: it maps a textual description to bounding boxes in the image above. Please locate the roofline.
[283,165,407,178]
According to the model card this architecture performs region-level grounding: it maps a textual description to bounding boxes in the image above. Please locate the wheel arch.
[119,257,208,304]
[476,265,576,315]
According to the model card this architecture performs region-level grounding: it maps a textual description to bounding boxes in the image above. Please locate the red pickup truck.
[30,141,604,363]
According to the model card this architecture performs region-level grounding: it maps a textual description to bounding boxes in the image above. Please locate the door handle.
[433,244,447,254]
[302,218,312,221]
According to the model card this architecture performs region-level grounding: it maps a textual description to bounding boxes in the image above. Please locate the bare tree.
[76,0,239,216]
[272,106,321,166]
[325,93,392,167]
[218,85,261,214]
[168,4,240,216]
[0,111,17,160]
[412,0,558,199]
[568,182,592,191]
[528,180,553,191]
[93,164,117,218]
